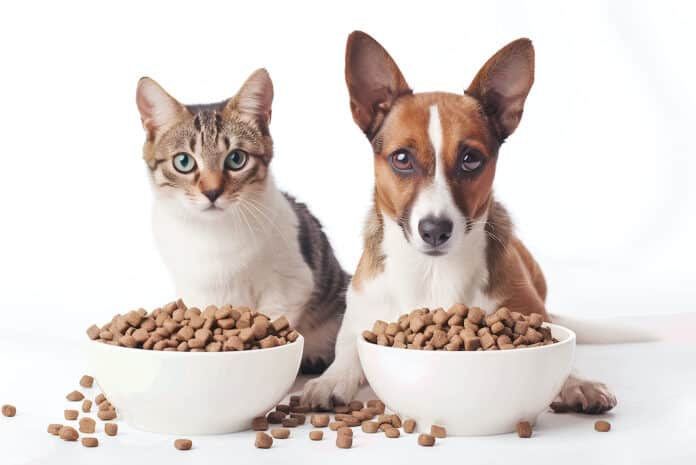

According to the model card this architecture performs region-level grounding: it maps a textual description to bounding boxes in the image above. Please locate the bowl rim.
[87,334,304,357]
[357,322,575,355]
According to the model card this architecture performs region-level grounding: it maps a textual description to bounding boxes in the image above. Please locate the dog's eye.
[172,153,197,173]
[460,149,483,173]
[225,150,248,171]
[390,150,414,173]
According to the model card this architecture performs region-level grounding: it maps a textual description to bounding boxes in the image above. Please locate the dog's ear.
[466,38,534,141]
[345,31,412,138]
[136,77,187,140]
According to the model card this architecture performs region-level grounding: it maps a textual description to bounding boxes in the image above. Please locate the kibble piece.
[97,409,117,421]
[362,421,379,433]
[309,430,324,441]
[467,307,485,324]
[311,414,330,427]
[255,432,273,449]
[336,433,353,449]
[403,419,416,433]
[174,438,192,450]
[81,437,98,448]
[329,421,347,431]
[79,375,94,388]
[516,421,532,438]
[79,417,96,434]
[289,404,311,413]
[528,313,544,328]
[98,401,113,411]
[59,426,79,441]
[86,325,101,340]
[464,336,481,351]
[271,428,290,439]
[267,410,286,424]
[384,427,400,438]
[290,413,306,425]
[64,409,79,420]
[104,423,118,436]
[81,400,92,413]
[431,425,447,438]
[252,416,269,431]
[367,399,385,414]
[418,433,435,447]
[66,390,84,401]
[338,426,353,437]
[271,316,289,332]
[95,393,106,405]
[47,423,63,435]
[594,420,611,432]
[282,417,299,428]
[2,405,16,417]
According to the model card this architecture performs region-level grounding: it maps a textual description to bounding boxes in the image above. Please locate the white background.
[0,0,694,342]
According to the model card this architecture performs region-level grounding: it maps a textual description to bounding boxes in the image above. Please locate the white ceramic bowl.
[86,335,303,435]
[358,323,574,436]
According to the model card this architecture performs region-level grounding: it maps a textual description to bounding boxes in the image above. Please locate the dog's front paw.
[551,376,617,414]
[302,371,361,410]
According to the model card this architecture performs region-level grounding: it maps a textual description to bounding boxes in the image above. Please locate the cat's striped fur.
[137,70,348,372]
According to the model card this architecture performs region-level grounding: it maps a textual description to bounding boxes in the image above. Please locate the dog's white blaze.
[409,105,461,251]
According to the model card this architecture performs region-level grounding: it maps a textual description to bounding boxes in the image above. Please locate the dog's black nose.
[203,188,224,203]
[418,216,453,247]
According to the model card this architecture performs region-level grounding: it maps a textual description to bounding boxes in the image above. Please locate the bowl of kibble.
[358,305,575,436]
[85,299,303,435]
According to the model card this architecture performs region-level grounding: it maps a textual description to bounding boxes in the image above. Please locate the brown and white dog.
[303,31,617,414]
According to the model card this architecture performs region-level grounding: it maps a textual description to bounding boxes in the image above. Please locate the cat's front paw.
[302,370,361,410]
[551,376,617,414]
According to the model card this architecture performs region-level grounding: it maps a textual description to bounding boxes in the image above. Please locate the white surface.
[86,336,303,434]
[0,0,694,341]
[1,336,695,465]
[358,324,575,435]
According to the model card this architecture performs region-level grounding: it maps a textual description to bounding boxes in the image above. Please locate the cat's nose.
[203,188,224,203]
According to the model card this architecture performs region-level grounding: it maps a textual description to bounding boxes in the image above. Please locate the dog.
[303,31,617,414]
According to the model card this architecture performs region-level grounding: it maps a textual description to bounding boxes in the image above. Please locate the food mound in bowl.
[86,299,299,352]
[362,304,556,351]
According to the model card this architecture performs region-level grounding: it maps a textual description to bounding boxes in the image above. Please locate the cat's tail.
[549,313,659,344]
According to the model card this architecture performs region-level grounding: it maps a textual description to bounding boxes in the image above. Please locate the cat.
[135,69,349,372]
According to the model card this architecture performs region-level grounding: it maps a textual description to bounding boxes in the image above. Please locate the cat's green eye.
[173,153,196,173]
[225,150,248,171]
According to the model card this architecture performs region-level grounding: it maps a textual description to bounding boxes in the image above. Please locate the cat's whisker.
[242,196,293,250]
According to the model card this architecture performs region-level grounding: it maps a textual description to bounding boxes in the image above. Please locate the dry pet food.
[271,428,290,439]
[81,400,92,413]
[336,434,353,449]
[1,404,16,417]
[59,426,79,441]
[174,438,193,450]
[47,424,62,435]
[403,419,416,433]
[87,300,299,352]
[384,427,400,438]
[363,304,556,351]
[64,410,79,421]
[105,423,118,436]
[362,421,379,433]
[330,421,347,431]
[517,421,532,438]
[418,433,435,447]
[252,416,269,431]
[282,417,299,427]
[595,420,611,432]
[79,417,96,434]
[431,425,447,438]
[311,414,330,427]
[95,393,106,405]
[81,437,98,448]
[66,391,84,401]
[79,375,94,388]
[255,432,273,449]
[309,430,324,441]
[97,409,117,421]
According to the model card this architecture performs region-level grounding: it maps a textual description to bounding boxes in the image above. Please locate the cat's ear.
[466,38,534,141]
[227,68,274,125]
[345,31,412,138]
[136,77,187,139]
